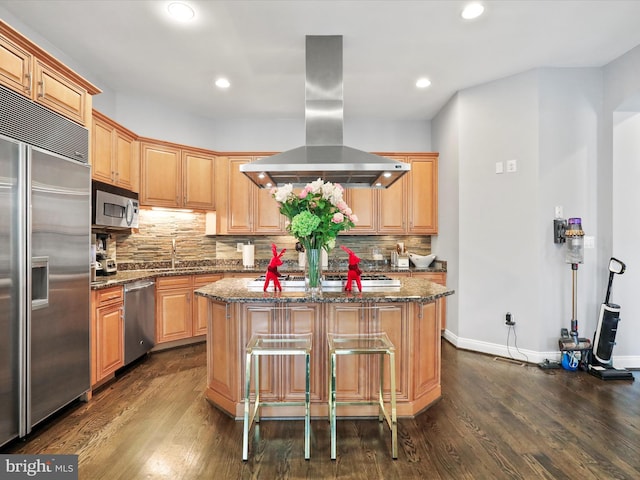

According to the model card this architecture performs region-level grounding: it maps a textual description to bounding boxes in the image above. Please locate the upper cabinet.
[92,110,139,192]
[0,20,101,126]
[215,155,285,234]
[344,153,438,235]
[140,139,216,210]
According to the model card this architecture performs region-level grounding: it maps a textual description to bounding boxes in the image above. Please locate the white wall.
[432,67,607,363]
[431,94,460,335]
[603,44,640,366]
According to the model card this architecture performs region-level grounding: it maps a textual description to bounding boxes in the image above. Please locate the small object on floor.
[493,356,525,367]
[538,359,561,370]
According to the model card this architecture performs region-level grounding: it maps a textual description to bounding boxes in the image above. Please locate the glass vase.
[305,248,322,295]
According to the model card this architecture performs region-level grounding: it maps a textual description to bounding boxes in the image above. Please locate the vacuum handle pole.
[571,263,578,339]
[605,271,614,305]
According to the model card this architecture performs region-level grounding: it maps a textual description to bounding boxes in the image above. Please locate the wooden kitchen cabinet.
[215,155,285,234]
[412,271,447,330]
[344,188,377,234]
[156,276,193,343]
[0,21,100,126]
[377,154,438,234]
[343,153,438,235]
[92,110,139,191]
[326,302,409,406]
[91,286,124,386]
[156,274,222,343]
[193,274,222,336]
[140,139,216,210]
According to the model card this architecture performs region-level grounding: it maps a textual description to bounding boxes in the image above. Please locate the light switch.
[555,206,563,218]
[506,159,517,173]
[495,162,504,174]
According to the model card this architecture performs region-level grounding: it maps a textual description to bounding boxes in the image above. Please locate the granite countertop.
[194,276,454,304]
[90,263,447,290]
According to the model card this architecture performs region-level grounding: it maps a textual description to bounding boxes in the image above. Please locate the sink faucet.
[171,238,177,269]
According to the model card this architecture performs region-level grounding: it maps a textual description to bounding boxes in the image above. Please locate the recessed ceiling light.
[461,2,485,20]
[416,78,431,88]
[215,77,231,89]
[167,2,195,22]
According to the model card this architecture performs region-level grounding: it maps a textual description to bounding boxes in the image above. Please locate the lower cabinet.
[91,286,124,386]
[156,274,222,344]
[412,272,447,330]
[206,299,441,418]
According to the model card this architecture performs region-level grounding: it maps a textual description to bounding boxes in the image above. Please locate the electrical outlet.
[505,312,515,326]
[237,243,243,252]
[506,159,517,173]
[495,162,504,174]
[555,206,563,218]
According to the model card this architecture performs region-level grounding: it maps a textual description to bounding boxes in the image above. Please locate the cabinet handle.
[24,72,31,92]
[38,80,44,98]
[111,171,116,182]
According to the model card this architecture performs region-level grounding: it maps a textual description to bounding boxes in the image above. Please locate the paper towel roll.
[242,244,255,267]
[298,251,306,267]
[321,249,328,268]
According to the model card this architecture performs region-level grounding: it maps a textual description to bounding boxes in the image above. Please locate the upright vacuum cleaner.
[557,218,591,370]
[588,257,634,381]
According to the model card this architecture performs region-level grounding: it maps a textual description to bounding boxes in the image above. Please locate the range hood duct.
[240,35,410,189]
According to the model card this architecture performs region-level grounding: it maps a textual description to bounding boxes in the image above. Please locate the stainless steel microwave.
[92,181,139,228]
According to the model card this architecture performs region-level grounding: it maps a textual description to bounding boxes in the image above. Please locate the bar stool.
[242,333,312,461]
[327,332,397,460]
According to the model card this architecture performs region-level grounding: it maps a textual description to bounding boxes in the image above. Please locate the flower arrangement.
[271,178,357,253]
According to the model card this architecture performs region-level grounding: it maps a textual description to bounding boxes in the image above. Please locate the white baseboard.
[442,329,640,369]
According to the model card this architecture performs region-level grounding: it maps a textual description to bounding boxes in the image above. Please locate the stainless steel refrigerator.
[0,85,91,447]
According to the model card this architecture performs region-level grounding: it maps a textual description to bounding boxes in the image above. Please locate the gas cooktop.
[246,273,401,292]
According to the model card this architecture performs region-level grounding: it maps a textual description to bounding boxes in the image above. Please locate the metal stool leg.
[254,353,260,423]
[378,353,385,422]
[389,350,398,459]
[304,351,310,460]
[242,351,252,461]
[330,350,337,460]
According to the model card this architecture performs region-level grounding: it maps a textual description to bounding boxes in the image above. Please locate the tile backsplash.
[112,209,432,269]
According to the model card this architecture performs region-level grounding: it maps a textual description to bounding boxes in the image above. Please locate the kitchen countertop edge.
[194,277,454,304]
[90,265,447,290]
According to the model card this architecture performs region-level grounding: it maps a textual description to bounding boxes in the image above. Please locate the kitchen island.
[195,277,454,419]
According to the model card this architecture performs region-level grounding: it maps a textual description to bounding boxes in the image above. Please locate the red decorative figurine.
[264,243,286,292]
[341,245,362,292]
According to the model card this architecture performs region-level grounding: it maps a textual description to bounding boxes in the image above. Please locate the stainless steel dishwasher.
[124,279,156,365]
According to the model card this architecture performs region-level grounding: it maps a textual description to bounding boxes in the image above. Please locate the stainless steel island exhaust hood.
[240,36,410,189]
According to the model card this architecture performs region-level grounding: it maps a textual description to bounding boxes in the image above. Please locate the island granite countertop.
[194,276,454,304]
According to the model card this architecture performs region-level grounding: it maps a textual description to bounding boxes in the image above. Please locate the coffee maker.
[95,234,117,275]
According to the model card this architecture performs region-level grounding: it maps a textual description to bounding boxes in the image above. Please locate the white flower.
[273,183,293,203]
[308,178,324,194]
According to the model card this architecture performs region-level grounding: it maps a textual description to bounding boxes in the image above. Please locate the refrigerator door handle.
[31,256,49,310]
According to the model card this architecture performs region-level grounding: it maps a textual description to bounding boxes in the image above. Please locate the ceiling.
[3,0,640,122]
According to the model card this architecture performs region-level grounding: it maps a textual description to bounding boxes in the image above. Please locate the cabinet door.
[242,304,278,401]
[378,161,407,233]
[95,302,124,382]
[156,278,193,343]
[183,150,215,209]
[254,185,284,233]
[326,304,369,403]
[34,59,86,125]
[226,157,253,233]
[282,304,323,403]
[371,303,409,402]
[412,272,446,330]
[140,142,182,208]
[407,156,438,234]
[344,188,376,234]
[413,302,440,398]
[91,117,115,184]
[0,34,32,96]
[193,274,222,336]
[114,131,136,191]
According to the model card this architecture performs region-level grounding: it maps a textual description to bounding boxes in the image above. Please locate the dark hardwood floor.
[4,340,639,479]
